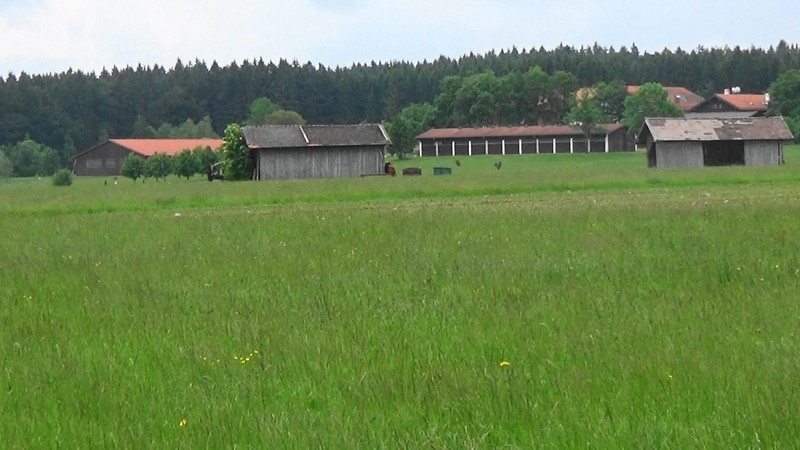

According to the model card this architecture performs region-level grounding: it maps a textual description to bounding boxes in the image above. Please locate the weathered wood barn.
[415,124,634,157]
[687,93,769,119]
[244,124,392,180]
[72,138,223,176]
[638,117,793,168]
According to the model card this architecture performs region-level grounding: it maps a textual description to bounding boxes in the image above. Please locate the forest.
[2,40,800,175]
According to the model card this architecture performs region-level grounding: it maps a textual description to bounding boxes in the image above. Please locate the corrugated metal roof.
[416,123,627,140]
[643,117,793,142]
[626,86,705,111]
[243,125,307,148]
[107,139,223,157]
[244,124,391,149]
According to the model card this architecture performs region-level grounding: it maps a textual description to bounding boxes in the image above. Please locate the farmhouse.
[244,124,392,180]
[72,138,223,176]
[626,85,704,112]
[638,117,793,168]
[415,124,634,157]
[687,93,769,118]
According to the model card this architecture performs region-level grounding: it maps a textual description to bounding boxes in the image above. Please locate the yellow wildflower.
[500,361,510,368]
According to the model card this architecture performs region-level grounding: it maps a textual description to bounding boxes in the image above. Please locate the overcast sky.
[1,0,797,77]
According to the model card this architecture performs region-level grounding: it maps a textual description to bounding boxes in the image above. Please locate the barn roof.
[639,117,793,143]
[626,86,704,111]
[691,94,769,112]
[243,124,392,149]
[73,138,223,159]
[416,123,627,140]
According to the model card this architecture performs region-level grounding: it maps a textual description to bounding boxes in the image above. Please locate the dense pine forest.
[2,41,800,172]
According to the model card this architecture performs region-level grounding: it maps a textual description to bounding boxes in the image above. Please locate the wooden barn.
[244,124,392,180]
[415,124,634,157]
[72,138,223,176]
[638,117,793,168]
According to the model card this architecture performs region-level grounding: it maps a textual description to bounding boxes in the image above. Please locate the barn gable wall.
[656,142,703,168]
[255,146,384,180]
[73,142,131,176]
[744,141,783,166]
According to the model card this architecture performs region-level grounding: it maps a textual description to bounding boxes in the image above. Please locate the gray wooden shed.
[244,124,392,180]
[638,117,794,168]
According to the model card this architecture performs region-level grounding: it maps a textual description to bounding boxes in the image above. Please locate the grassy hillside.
[2,149,800,447]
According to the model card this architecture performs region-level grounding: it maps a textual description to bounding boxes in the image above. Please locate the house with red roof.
[72,138,223,176]
[415,124,634,157]
[626,86,704,112]
[686,93,770,118]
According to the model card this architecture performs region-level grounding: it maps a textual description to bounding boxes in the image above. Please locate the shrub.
[51,169,73,186]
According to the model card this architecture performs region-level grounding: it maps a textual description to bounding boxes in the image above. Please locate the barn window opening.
[703,141,744,166]
[86,158,102,169]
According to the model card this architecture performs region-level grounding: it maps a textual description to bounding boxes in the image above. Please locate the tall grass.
[4,148,800,216]
[2,150,800,447]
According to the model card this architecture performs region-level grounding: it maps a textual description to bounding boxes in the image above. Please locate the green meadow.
[3,149,800,448]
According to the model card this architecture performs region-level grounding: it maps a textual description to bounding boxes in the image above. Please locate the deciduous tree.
[566,91,606,153]
[622,82,683,135]
[144,152,171,181]
[192,145,219,176]
[171,148,200,180]
[385,103,435,158]
[246,97,280,125]
[220,124,250,181]
[120,153,145,182]
[768,69,800,118]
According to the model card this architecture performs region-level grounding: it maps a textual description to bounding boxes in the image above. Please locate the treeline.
[2,41,800,161]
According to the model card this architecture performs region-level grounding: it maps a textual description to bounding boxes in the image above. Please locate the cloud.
[0,0,796,76]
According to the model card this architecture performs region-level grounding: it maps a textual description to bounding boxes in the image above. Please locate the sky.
[0,0,797,77]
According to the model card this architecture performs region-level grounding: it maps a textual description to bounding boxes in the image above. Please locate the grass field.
[3,149,800,448]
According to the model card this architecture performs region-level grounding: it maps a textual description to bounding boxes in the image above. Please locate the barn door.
[703,141,744,166]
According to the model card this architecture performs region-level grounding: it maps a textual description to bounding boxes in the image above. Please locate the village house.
[626,85,704,112]
[686,92,770,118]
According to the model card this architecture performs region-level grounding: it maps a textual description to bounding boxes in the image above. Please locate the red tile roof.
[416,124,627,140]
[111,139,223,157]
[626,86,704,111]
[712,94,769,111]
